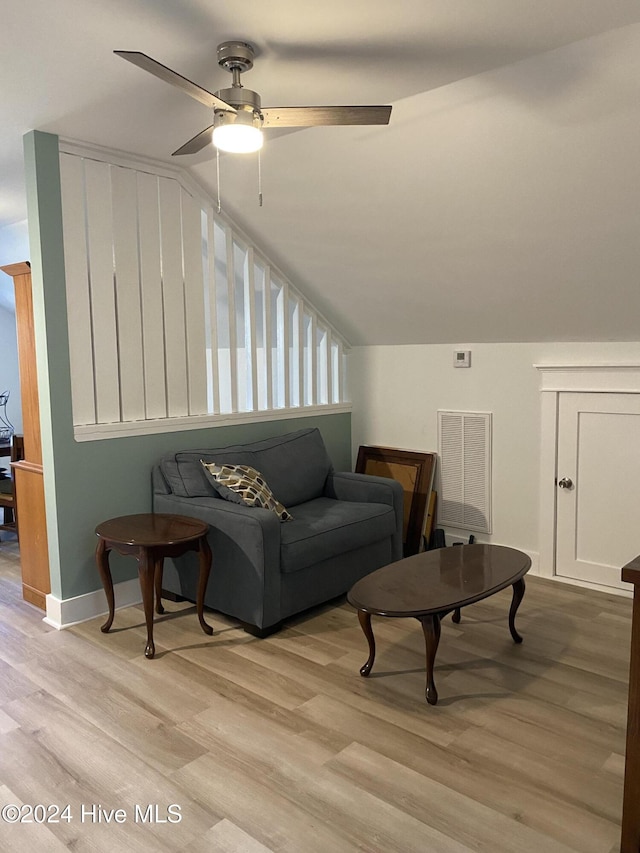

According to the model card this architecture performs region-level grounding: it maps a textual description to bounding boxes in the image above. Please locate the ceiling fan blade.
[114,51,235,113]
[261,105,391,128]
[172,125,214,156]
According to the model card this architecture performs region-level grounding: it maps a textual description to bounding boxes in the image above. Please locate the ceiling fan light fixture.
[213,123,263,153]
[212,109,263,153]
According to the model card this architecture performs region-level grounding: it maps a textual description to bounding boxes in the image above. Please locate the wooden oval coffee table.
[348,544,530,705]
[95,513,213,659]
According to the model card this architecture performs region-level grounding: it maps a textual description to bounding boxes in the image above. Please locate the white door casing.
[537,364,640,596]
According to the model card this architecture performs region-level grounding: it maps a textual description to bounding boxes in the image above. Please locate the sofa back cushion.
[158,428,333,505]
[160,450,254,498]
[250,428,333,507]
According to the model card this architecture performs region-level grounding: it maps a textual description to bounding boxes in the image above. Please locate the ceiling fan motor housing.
[215,41,261,117]
[217,41,255,73]
[215,86,261,112]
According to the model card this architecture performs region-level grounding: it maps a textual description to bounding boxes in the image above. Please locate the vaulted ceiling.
[2,1,640,343]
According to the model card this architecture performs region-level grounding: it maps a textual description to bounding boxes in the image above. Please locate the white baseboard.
[546,573,633,599]
[44,578,142,630]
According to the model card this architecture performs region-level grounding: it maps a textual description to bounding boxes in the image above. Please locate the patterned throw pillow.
[201,461,293,521]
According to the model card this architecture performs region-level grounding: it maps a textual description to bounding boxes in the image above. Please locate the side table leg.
[420,613,442,705]
[95,538,115,634]
[357,610,376,676]
[154,557,165,615]
[196,536,214,636]
[509,578,526,644]
[138,548,156,659]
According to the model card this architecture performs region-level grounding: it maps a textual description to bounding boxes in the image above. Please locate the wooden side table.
[95,513,213,659]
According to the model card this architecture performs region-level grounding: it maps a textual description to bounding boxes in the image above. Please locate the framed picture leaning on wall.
[355,445,436,556]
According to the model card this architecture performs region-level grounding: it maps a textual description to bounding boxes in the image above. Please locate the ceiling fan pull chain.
[258,148,263,207]
[216,147,221,213]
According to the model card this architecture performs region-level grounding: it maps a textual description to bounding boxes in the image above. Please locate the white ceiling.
[3,1,640,343]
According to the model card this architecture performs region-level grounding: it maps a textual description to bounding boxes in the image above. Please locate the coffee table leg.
[197,536,214,636]
[509,578,526,644]
[357,610,376,676]
[96,538,115,634]
[452,608,461,624]
[138,548,156,659]
[420,614,442,705]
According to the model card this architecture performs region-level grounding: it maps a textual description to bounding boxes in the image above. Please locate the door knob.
[558,477,573,489]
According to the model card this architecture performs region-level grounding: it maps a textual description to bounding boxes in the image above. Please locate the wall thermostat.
[453,350,471,368]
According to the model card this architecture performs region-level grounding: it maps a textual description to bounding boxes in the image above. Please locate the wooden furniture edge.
[22,585,47,610]
[12,460,44,476]
[621,553,640,853]
[1,262,31,277]
[622,555,640,584]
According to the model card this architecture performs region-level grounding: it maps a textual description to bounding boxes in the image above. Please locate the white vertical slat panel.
[158,177,189,417]
[310,313,318,406]
[264,266,273,410]
[326,330,333,407]
[59,153,96,426]
[84,159,120,424]
[137,172,166,419]
[61,145,352,442]
[212,220,232,413]
[246,247,258,412]
[181,188,208,415]
[320,325,330,405]
[282,280,290,408]
[111,165,145,422]
[225,227,238,413]
[297,297,304,407]
[206,211,220,414]
[341,342,349,401]
[336,340,344,403]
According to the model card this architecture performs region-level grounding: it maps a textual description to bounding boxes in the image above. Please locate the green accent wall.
[23,131,352,601]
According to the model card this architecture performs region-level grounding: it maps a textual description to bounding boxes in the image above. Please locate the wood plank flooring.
[0,542,632,852]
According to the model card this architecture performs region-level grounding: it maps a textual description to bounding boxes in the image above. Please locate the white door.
[555,391,640,591]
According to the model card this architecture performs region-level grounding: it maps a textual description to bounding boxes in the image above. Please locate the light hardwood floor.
[0,541,632,852]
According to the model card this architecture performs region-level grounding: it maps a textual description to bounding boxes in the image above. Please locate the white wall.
[0,304,22,435]
[0,219,27,436]
[0,219,29,312]
[350,341,640,564]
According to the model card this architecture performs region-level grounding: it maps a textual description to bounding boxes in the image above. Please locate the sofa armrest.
[324,472,404,561]
[152,464,171,495]
[325,471,402,505]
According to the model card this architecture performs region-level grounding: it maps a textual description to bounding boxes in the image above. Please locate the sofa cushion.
[157,428,332,502]
[201,461,292,521]
[279,497,396,573]
[161,450,256,498]
[251,428,333,507]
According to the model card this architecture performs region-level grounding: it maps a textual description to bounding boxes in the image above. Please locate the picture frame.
[355,445,436,556]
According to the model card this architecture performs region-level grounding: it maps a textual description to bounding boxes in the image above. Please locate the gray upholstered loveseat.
[152,427,403,636]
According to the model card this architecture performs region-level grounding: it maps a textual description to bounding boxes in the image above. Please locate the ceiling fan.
[115,41,392,156]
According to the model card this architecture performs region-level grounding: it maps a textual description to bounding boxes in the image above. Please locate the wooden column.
[621,554,640,853]
[1,262,50,609]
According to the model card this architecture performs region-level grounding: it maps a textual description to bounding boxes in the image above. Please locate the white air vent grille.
[437,410,492,533]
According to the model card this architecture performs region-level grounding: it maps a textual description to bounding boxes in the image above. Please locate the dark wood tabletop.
[95,513,208,547]
[348,543,531,617]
